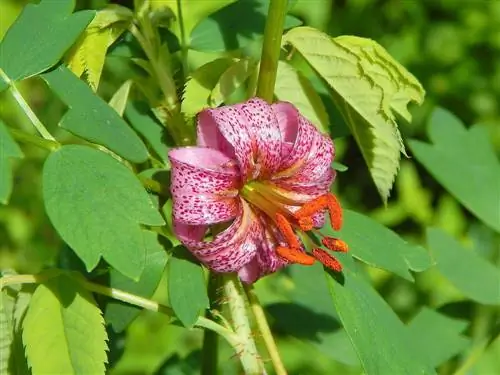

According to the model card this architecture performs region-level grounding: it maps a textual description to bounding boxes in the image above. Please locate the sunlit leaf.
[409,107,500,233]
[274,61,329,134]
[0,0,94,83]
[210,58,257,107]
[427,228,500,305]
[109,80,133,116]
[0,291,13,374]
[0,120,23,204]
[43,145,165,280]
[283,27,425,202]
[42,65,149,163]
[23,275,108,374]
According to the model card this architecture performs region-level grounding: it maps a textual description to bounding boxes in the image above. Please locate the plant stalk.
[201,273,222,375]
[255,0,288,102]
[8,128,60,151]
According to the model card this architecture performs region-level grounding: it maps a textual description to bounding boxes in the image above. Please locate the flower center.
[240,181,348,271]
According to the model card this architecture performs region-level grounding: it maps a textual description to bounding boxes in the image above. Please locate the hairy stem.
[255,0,288,102]
[244,284,287,375]
[223,274,264,374]
[202,273,222,375]
[0,68,56,141]
[8,128,60,151]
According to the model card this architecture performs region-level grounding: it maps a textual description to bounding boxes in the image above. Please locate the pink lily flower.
[168,98,348,283]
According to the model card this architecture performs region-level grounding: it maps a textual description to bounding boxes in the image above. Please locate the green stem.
[244,284,287,375]
[8,128,60,151]
[0,68,56,141]
[201,273,221,375]
[176,0,189,78]
[255,0,288,102]
[223,274,264,374]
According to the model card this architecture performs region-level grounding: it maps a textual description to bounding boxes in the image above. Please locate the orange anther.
[294,193,343,231]
[321,237,349,253]
[277,246,315,265]
[298,216,314,231]
[275,213,300,249]
[312,248,342,272]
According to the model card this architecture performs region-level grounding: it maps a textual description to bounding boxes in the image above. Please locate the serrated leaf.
[41,65,149,163]
[0,0,94,83]
[324,209,432,280]
[283,27,425,202]
[408,307,470,367]
[326,253,436,375]
[23,275,108,374]
[427,228,500,305]
[210,58,257,107]
[168,247,209,327]
[409,108,500,233]
[274,61,329,134]
[105,230,170,332]
[43,145,164,280]
[182,58,234,117]
[0,292,13,374]
[0,120,24,204]
[109,80,133,116]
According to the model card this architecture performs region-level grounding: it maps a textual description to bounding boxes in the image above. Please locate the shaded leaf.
[168,247,209,327]
[43,145,164,280]
[0,291,13,374]
[326,253,436,375]
[408,307,470,367]
[210,58,257,107]
[274,61,329,134]
[0,120,23,204]
[409,107,500,233]
[42,65,148,164]
[427,228,500,305]
[0,0,94,82]
[23,275,108,374]
[105,230,170,332]
[283,27,425,202]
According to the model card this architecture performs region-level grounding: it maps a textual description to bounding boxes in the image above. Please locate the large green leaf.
[409,108,500,233]
[283,27,425,202]
[326,253,436,375]
[427,228,500,305]
[324,209,432,280]
[41,65,149,164]
[274,61,329,134]
[43,145,165,280]
[0,120,23,204]
[23,275,108,374]
[105,230,170,332]
[190,0,302,52]
[407,307,470,368]
[0,0,94,85]
[167,247,209,327]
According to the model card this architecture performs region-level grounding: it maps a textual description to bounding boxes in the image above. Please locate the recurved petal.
[175,200,262,273]
[172,192,240,225]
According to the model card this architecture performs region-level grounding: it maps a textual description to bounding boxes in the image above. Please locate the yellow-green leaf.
[283,27,425,202]
[275,60,329,134]
[210,58,257,107]
[23,275,108,374]
[109,80,133,116]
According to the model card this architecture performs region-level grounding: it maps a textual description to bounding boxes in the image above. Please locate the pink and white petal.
[172,192,240,225]
[275,168,335,196]
[197,105,254,180]
[169,147,241,194]
[240,98,282,176]
[292,133,335,184]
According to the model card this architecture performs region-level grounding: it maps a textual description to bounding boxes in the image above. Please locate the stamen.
[277,246,315,265]
[275,213,300,249]
[294,193,343,231]
[312,248,342,272]
[321,237,349,253]
[298,217,314,231]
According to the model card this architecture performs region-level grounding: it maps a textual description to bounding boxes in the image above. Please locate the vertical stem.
[176,0,189,78]
[244,284,287,375]
[223,274,264,374]
[255,0,288,102]
[201,273,221,375]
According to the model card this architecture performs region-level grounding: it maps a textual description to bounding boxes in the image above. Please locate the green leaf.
[427,228,500,305]
[210,58,257,107]
[23,274,108,374]
[41,65,149,164]
[0,0,94,82]
[326,254,436,375]
[190,0,302,52]
[283,27,425,202]
[105,230,170,332]
[274,61,329,134]
[109,80,133,116]
[167,247,209,327]
[0,291,13,374]
[407,307,470,368]
[0,120,23,204]
[408,108,500,233]
[325,209,432,280]
[43,145,164,280]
